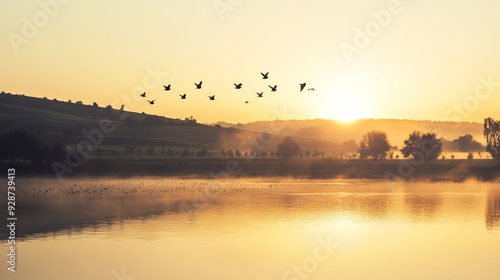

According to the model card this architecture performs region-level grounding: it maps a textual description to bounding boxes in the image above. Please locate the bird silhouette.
[256,92,263,97]
[300,83,306,92]
[307,88,315,91]
[180,94,186,99]
[269,85,277,92]
[163,84,171,91]
[147,100,156,105]
[261,72,269,79]
[195,81,202,89]
[208,95,215,100]
[141,92,146,97]
[234,83,242,89]
[244,100,249,104]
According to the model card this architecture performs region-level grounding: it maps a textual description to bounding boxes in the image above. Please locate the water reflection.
[1,179,500,280]
[404,194,442,218]
[2,179,498,240]
[486,190,500,230]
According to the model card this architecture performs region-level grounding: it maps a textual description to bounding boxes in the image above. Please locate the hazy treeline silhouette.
[0,130,67,173]
[442,134,483,152]
[218,118,485,148]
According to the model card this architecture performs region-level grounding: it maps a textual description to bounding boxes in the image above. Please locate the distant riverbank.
[4,158,499,182]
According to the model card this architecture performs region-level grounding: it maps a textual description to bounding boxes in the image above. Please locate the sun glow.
[322,76,372,122]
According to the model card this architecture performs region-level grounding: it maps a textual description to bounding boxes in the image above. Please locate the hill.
[1,92,497,180]
[0,92,339,157]
[0,92,489,161]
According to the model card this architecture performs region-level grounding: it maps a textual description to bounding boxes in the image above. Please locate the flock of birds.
[140,72,316,105]
[6,179,283,200]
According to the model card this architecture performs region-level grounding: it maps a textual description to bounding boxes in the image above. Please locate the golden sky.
[2,0,500,123]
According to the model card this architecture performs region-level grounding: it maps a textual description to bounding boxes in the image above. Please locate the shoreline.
[3,158,499,182]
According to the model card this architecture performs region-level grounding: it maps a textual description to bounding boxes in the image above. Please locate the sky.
[1,0,500,124]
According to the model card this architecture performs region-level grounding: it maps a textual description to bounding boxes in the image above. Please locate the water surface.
[1,178,499,280]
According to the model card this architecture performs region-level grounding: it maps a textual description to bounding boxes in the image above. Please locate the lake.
[1,178,499,280]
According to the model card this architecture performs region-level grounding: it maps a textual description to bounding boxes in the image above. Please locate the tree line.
[277,117,500,162]
[351,118,500,161]
[1,118,499,166]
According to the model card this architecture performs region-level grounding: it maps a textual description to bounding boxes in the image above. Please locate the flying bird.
[208,95,215,100]
[307,88,315,91]
[140,92,146,97]
[163,84,171,91]
[256,92,263,97]
[147,100,156,105]
[244,100,249,104]
[268,85,277,92]
[195,81,202,89]
[299,83,306,92]
[180,94,186,99]
[234,83,242,89]
[261,72,269,79]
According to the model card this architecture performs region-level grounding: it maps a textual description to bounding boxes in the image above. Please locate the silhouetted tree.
[277,137,300,158]
[358,131,391,160]
[484,118,500,160]
[197,149,208,157]
[0,130,66,164]
[313,149,320,157]
[305,150,311,157]
[467,152,474,160]
[400,131,442,161]
[181,148,190,157]
[184,116,197,126]
[93,102,98,107]
[342,140,357,148]
[452,134,483,152]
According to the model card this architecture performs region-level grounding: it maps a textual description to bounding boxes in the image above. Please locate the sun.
[325,94,364,122]
[322,76,372,122]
